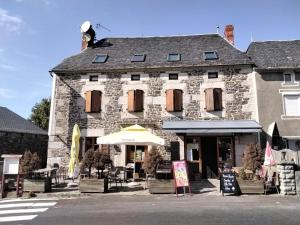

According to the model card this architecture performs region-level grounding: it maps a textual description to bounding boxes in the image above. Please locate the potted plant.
[21,150,51,193]
[143,147,174,194]
[79,148,110,193]
[236,144,264,194]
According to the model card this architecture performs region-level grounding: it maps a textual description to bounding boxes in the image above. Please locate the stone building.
[247,40,300,152]
[0,107,48,167]
[48,24,261,179]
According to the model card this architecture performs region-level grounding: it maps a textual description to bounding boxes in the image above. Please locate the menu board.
[220,172,237,195]
[172,161,189,187]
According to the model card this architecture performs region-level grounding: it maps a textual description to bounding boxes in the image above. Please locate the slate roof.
[0,107,47,135]
[247,40,300,69]
[51,34,253,72]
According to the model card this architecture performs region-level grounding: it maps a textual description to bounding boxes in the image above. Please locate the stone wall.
[0,131,48,167]
[277,163,296,195]
[48,66,257,167]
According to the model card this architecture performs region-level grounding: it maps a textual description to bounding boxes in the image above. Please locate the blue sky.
[0,0,299,119]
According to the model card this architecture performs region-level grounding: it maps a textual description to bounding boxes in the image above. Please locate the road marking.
[0,207,48,214]
[0,215,38,222]
[0,202,57,209]
[0,198,59,203]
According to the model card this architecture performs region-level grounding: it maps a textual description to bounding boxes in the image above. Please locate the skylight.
[204,51,218,60]
[93,54,108,63]
[131,54,146,62]
[168,53,181,61]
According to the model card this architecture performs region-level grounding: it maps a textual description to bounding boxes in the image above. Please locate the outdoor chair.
[264,172,279,195]
[107,167,123,191]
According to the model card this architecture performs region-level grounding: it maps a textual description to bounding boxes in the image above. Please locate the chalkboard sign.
[220,172,238,195]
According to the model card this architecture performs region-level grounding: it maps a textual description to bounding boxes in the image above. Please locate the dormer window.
[93,54,108,63]
[131,54,146,62]
[204,51,218,60]
[168,53,181,61]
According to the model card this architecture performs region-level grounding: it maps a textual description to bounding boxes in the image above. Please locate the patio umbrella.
[68,124,81,178]
[97,124,165,181]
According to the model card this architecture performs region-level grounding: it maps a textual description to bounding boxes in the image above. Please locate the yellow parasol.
[68,124,81,178]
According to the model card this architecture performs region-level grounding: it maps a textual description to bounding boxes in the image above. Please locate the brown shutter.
[128,90,135,112]
[173,89,183,111]
[91,91,101,112]
[205,88,214,112]
[85,91,92,112]
[134,89,144,112]
[166,89,174,112]
[213,88,222,111]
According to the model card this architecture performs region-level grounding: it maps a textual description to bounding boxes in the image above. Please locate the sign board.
[3,158,20,175]
[220,172,238,195]
[172,161,191,196]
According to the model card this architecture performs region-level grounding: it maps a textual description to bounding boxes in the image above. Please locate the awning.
[163,120,262,134]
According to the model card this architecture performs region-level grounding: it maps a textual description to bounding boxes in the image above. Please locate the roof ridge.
[98,33,221,39]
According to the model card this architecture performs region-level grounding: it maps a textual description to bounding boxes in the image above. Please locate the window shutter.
[205,88,214,112]
[213,88,222,111]
[85,91,92,112]
[134,89,144,112]
[173,89,183,111]
[128,90,135,112]
[166,89,174,112]
[91,91,101,112]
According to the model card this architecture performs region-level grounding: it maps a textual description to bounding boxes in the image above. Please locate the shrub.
[80,149,95,178]
[143,146,162,175]
[20,150,41,178]
[94,149,112,178]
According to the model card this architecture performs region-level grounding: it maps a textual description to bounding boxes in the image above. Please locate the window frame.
[166,89,183,112]
[203,51,218,60]
[89,75,98,82]
[204,88,223,112]
[131,74,141,81]
[167,53,181,62]
[127,89,144,112]
[281,92,300,119]
[169,73,179,80]
[93,54,108,63]
[131,54,146,62]
[282,71,298,86]
[85,90,102,113]
[208,72,218,79]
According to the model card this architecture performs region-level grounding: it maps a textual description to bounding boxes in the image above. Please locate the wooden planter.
[149,179,175,194]
[79,178,108,193]
[236,179,264,194]
[23,177,52,193]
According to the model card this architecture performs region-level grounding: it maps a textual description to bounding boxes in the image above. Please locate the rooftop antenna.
[96,23,111,32]
[216,25,220,34]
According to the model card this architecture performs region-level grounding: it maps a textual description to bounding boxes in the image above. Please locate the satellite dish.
[80,21,91,33]
[82,33,91,42]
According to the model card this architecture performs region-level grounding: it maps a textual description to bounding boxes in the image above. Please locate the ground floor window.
[126,145,147,178]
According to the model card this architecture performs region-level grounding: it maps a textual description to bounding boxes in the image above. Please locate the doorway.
[201,137,218,179]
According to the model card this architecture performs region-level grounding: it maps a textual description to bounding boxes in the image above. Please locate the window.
[204,51,218,60]
[85,90,102,113]
[205,88,222,111]
[169,73,178,80]
[283,72,297,85]
[85,137,99,151]
[93,54,108,63]
[166,89,183,112]
[168,53,181,61]
[208,72,218,79]
[128,89,144,112]
[131,54,146,62]
[283,94,300,116]
[131,74,140,81]
[89,75,98,82]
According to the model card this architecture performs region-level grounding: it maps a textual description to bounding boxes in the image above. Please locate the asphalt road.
[4,195,300,225]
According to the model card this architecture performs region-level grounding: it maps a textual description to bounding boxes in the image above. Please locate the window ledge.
[281,82,299,87]
[281,115,300,120]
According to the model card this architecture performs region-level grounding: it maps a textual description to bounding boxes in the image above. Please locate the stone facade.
[277,162,296,195]
[48,65,257,167]
[0,131,48,167]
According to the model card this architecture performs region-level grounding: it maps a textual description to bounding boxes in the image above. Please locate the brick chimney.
[224,24,234,45]
[81,37,88,51]
[80,21,96,51]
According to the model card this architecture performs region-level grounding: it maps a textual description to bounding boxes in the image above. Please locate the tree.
[143,146,162,175]
[29,97,51,130]
[80,149,95,178]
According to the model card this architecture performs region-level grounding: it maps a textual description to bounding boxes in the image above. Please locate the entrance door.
[201,137,218,179]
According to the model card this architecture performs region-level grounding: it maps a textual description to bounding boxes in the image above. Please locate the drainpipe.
[48,71,57,136]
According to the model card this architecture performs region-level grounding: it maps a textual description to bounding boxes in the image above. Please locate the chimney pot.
[224,24,234,45]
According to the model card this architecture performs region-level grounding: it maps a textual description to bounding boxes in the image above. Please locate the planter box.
[79,178,108,193]
[149,179,175,194]
[23,177,52,193]
[236,179,264,194]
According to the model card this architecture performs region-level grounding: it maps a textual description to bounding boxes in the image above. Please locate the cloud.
[0,88,17,99]
[15,0,57,6]
[0,8,23,33]
[0,63,16,71]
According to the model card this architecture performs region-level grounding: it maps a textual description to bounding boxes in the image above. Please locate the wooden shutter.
[85,91,92,112]
[205,88,214,112]
[173,89,183,111]
[134,89,144,112]
[128,90,135,112]
[170,141,180,161]
[213,88,222,111]
[166,89,174,112]
[91,91,101,112]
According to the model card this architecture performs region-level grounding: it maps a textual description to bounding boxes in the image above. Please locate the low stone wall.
[277,162,296,195]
